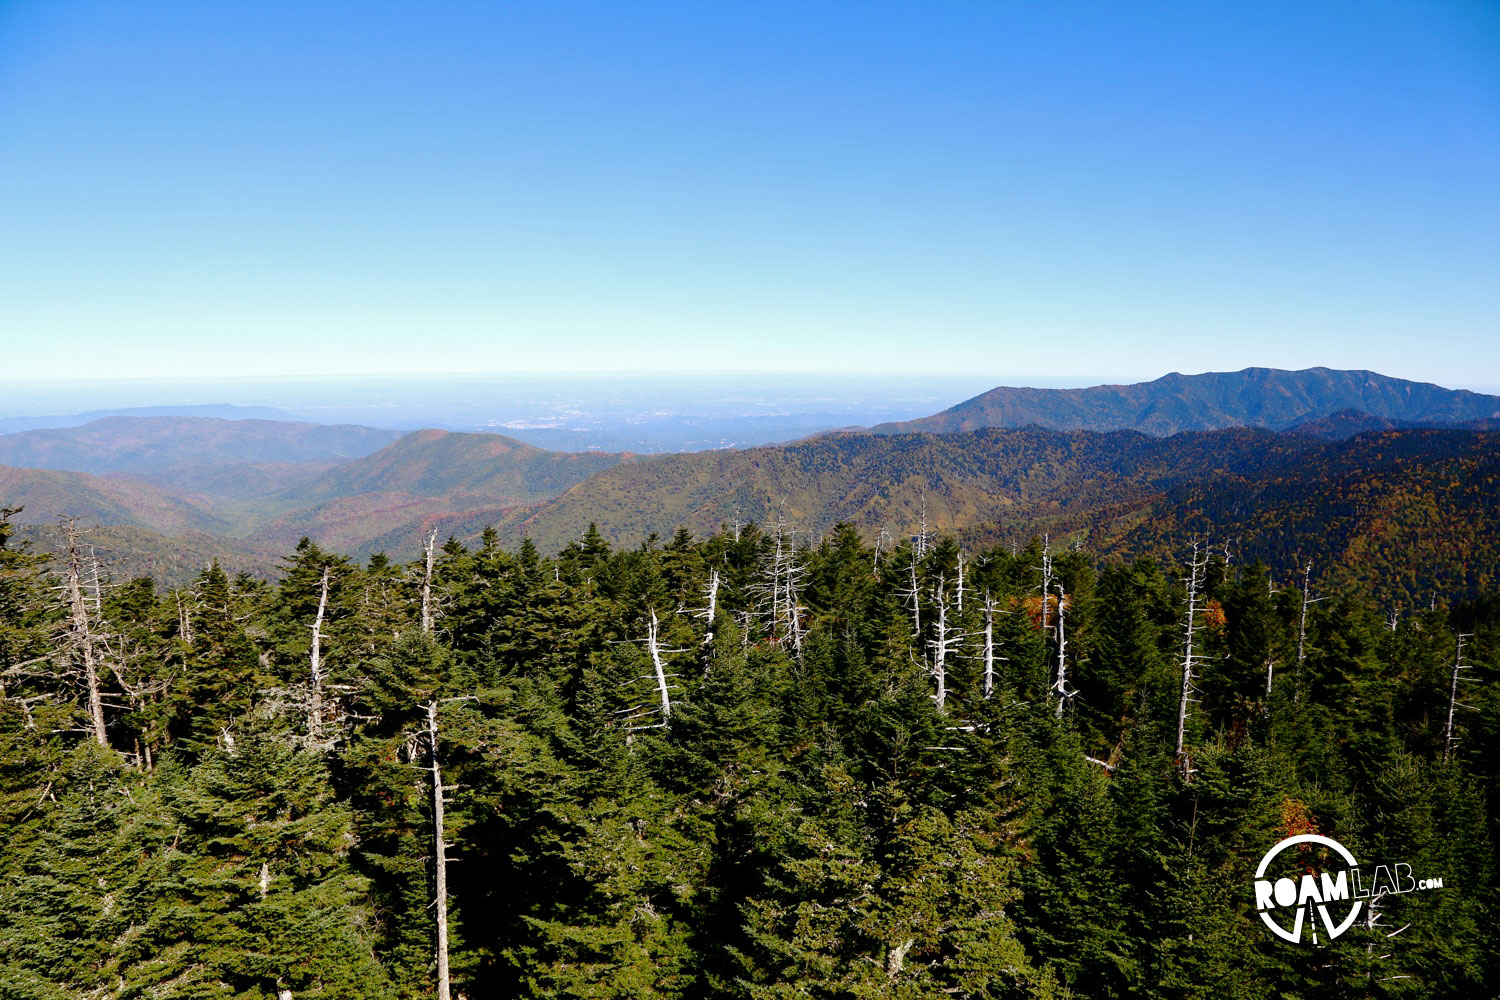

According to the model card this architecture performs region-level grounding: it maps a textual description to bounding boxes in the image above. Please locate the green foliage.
[0,517,1496,997]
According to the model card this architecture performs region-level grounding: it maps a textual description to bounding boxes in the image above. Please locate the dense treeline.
[1099,429,1500,603]
[1,507,1496,998]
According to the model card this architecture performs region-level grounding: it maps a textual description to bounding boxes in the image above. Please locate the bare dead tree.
[1175,541,1207,779]
[914,493,931,560]
[1037,533,1054,633]
[308,566,331,744]
[647,609,674,722]
[873,526,891,571]
[1293,561,1323,704]
[781,538,808,662]
[750,513,808,659]
[1443,633,1476,762]
[618,609,688,731]
[420,527,439,637]
[898,547,924,648]
[176,589,196,645]
[421,698,472,1000]
[684,567,721,658]
[59,519,108,748]
[926,576,967,712]
[976,591,1013,701]
[955,550,966,614]
[1052,583,1074,718]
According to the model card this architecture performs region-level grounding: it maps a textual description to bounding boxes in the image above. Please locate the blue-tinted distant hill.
[0,403,304,434]
[869,368,1500,437]
[0,416,402,474]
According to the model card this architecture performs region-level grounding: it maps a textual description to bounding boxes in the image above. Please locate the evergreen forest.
[1,507,1495,999]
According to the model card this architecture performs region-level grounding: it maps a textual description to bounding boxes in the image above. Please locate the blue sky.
[2,1,1497,387]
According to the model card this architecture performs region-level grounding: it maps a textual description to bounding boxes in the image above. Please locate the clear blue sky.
[2,1,1497,387]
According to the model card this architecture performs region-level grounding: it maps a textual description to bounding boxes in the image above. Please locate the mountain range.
[3,366,1496,600]
[871,367,1500,436]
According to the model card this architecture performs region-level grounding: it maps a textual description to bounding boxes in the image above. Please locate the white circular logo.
[1252,834,1362,943]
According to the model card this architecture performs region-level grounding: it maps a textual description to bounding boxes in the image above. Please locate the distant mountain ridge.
[4,370,1498,602]
[0,403,304,434]
[0,416,402,473]
[871,367,1500,437]
[1,425,635,567]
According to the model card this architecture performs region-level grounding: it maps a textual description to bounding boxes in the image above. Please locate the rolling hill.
[0,416,402,473]
[0,426,630,562]
[870,367,1500,437]
[278,429,632,505]
[0,464,231,535]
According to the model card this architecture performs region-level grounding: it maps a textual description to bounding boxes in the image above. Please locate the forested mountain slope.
[4,417,1496,603]
[278,428,631,505]
[0,416,401,473]
[0,464,231,536]
[1093,429,1500,602]
[871,367,1500,436]
[500,426,1315,551]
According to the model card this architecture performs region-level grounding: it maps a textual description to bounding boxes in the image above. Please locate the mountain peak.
[872,367,1498,437]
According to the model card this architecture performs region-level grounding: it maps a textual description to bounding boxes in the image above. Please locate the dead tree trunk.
[704,568,719,630]
[1175,542,1206,779]
[955,551,966,614]
[695,567,720,656]
[904,550,923,645]
[424,700,454,1000]
[420,528,438,637]
[782,547,807,661]
[982,594,996,700]
[61,521,108,748]
[176,590,195,644]
[1037,533,1053,633]
[620,610,684,730]
[758,515,807,659]
[308,567,330,743]
[928,577,951,711]
[1294,561,1322,704]
[1052,584,1070,718]
[1443,634,1474,762]
[648,609,673,721]
[914,493,930,559]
